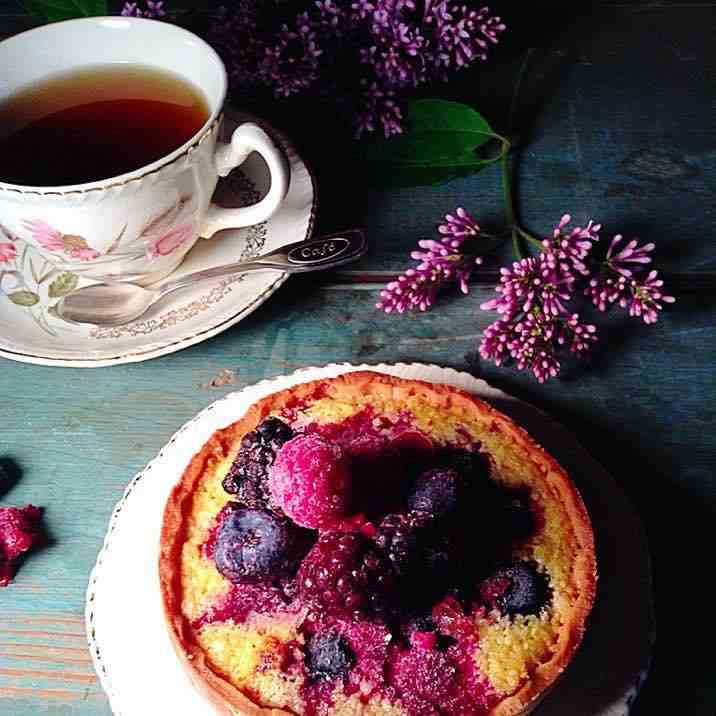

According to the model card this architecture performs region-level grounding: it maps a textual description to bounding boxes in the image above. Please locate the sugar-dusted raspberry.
[214,505,313,584]
[222,417,294,509]
[389,642,457,714]
[270,434,351,529]
[298,533,396,620]
[0,505,45,587]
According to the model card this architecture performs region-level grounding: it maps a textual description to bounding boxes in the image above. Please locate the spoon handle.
[157,229,367,299]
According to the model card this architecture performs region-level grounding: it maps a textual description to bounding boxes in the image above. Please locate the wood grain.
[0,2,714,716]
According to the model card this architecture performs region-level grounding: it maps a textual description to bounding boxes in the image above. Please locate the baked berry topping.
[298,532,397,620]
[256,416,294,446]
[374,511,433,576]
[270,434,351,529]
[222,418,293,508]
[304,630,355,681]
[389,643,458,714]
[437,448,489,481]
[0,504,45,587]
[479,561,550,616]
[499,491,535,542]
[214,505,312,584]
[407,468,461,519]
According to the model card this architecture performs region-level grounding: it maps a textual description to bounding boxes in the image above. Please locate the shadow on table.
[0,455,22,497]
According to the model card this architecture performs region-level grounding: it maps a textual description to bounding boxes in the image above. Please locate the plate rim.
[84,361,653,716]
[0,110,317,367]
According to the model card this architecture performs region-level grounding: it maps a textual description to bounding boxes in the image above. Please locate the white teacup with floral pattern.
[0,17,289,285]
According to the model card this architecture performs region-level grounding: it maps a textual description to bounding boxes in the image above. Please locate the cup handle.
[201,122,290,237]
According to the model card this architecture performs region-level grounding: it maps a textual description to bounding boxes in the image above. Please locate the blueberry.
[482,561,550,616]
[214,506,312,583]
[305,631,355,681]
[407,468,461,518]
[256,416,293,448]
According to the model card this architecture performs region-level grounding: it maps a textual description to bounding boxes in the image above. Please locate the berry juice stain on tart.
[160,372,596,716]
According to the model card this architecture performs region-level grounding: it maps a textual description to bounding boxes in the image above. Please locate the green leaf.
[360,99,508,188]
[7,290,40,307]
[48,272,79,298]
[24,0,108,22]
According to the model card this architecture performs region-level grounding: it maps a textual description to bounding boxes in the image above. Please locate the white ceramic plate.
[0,110,316,367]
[85,363,653,716]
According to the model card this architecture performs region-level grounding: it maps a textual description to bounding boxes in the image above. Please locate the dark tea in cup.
[0,64,209,186]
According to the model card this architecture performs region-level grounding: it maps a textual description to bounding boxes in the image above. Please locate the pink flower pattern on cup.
[0,242,16,264]
[147,223,193,258]
[21,219,100,262]
[23,220,64,252]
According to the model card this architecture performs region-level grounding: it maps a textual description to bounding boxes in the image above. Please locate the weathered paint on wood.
[0,2,714,715]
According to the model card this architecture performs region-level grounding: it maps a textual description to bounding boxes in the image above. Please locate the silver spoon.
[55,229,367,326]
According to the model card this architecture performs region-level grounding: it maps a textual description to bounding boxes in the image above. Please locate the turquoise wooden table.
[0,2,714,715]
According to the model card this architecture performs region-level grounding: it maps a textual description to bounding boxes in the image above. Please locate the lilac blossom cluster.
[120,1,165,18]
[204,1,505,137]
[379,212,675,382]
[376,208,483,313]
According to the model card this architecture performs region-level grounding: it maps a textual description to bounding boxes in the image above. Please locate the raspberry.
[222,417,293,508]
[0,505,45,587]
[389,645,457,713]
[374,511,433,576]
[407,468,461,519]
[270,434,351,529]
[304,630,355,681]
[479,561,550,616]
[214,505,312,584]
[298,533,397,620]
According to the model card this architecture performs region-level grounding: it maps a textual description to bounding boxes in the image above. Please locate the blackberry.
[374,511,433,576]
[479,561,550,616]
[222,417,293,508]
[304,631,355,681]
[214,506,312,584]
[256,416,294,448]
[407,468,461,519]
[298,533,397,621]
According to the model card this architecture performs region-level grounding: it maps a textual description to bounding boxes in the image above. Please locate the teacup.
[0,17,289,284]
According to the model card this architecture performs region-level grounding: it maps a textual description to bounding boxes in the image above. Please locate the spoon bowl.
[55,230,367,326]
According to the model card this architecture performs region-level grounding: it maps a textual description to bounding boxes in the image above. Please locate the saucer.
[0,110,316,367]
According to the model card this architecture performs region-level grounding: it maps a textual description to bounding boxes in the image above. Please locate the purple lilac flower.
[376,208,483,313]
[543,214,600,276]
[479,214,604,381]
[382,210,672,382]
[427,3,506,73]
[120,1,165,18]
[586,233,675,322]
[204,2,504,137]
[626,270,675,324]
[605,234,655,277]
[207,5,262,93]
[480,309,597,383]
[259,15,323,98]
[480,248,575,319]
[355,81,404,137]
